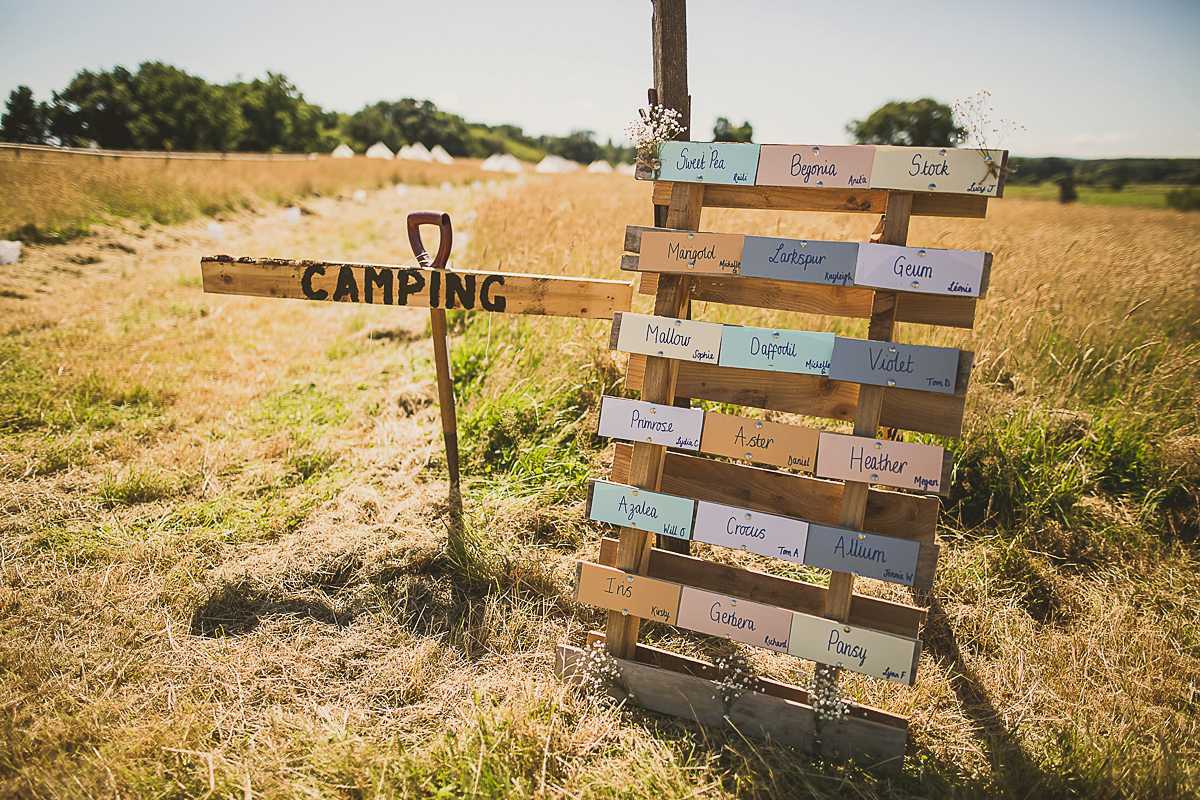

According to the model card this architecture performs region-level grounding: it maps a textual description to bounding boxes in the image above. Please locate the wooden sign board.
[802,524,923,587]
[677,586,794,653]
[855,243,987,298]
[639,230,742,275]
[657,141,760,185]
[575,562,681,625]
[611,311,722,363]
[756,144,874,189]
[815,432,946,493]
[597,396,703,450]
[718,326,834,375]
[692,500,809,562]
[740,236,859,287]
[201,256,633,319]
[587,480,695,540]
[829,338,960,394]
[787,613,920,685]
[870,145,1003,196]
[699,411,819,472]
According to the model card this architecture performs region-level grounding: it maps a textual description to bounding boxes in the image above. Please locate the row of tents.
[332,141,634,174]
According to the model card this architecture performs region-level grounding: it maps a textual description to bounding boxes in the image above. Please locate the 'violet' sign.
[829,338,960,394]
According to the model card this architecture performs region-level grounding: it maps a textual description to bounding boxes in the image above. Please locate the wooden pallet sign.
[558,130,1000,763]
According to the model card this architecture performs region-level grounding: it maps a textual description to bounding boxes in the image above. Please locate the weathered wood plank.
[610,445,938,543]
[556,644,907,761]
[637,271,977,329]
[625,355,967,438]
[596,538,926,638]
[200,256,633,320]
[651,181,989,219]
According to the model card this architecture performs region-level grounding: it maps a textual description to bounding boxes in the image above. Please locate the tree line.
[0,62,636,163]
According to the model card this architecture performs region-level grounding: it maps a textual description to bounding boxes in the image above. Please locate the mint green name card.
[657,142,760,186]
[718,326,834,375]
[587,480,695,540]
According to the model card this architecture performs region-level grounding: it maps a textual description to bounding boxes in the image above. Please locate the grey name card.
[803,524,921,587]
[740,236,859,287]
[829,338,960,394]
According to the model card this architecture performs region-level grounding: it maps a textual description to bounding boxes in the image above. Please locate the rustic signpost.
[555,0,1005,763]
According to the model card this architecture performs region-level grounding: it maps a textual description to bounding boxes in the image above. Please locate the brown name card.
[700,411,819,472]
[575,562,681,625]
[815,432,947,494]
[638,230,743,275]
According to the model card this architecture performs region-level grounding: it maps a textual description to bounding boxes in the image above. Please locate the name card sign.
[870,145,1002,196]
[692,501,810,562]
[830,338,960,394]
[740,236,859,287]
[587,480,695,540]
[803,524,922,588]
[756,144,874,189]
[700,411,819,472]
[597,396,703,450]
[787,613,920,685]
[855,243,986,298]
[677,587,794,653]
[612,312,722,363]
[718,326,834,375]
[657,142,760,186]
[639,231,743,275]
[575,562,681,625]
[815,432,945,493]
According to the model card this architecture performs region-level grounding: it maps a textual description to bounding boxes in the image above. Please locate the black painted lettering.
[364,267,392,305]
[396,269,426,306]
[333,266,359,302]
[429,270,441,307]
[479,274,506,312]
[301,266,327,301]
[445,272,476,310]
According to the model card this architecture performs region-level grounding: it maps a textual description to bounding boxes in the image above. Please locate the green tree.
[545,129,602,164]
[713,117,753,143]
[0,86,48,144]
[232,73,327,152]
[50,66,139,148]
[127,62,244,151]
[847,98,965,147]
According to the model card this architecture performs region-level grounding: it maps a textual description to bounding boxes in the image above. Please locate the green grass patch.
[1002,183,1186,209]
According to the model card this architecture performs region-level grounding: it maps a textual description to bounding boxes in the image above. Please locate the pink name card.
[815,432,946,493]
[677,586,793,653]
[756,144,875,189]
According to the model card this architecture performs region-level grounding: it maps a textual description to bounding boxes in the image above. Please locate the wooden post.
[651,0,690,229]
[822,191,912,656]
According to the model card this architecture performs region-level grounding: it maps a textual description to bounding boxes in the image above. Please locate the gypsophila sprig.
[952,89,1025,182]
[574,640,631,706]
[713,652,760,717]
[809,664,851,725]
[626,104,684,176]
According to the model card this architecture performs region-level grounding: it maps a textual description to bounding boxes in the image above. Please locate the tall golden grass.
[0,148,496,241]
[0,171,1197,798]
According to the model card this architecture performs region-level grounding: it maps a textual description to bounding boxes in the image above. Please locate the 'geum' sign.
[854,243,987,298]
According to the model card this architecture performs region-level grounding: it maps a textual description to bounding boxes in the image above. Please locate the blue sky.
[2,0,1198,158]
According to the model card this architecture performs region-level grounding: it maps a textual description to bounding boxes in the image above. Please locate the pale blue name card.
[718,326,834,375]
[587,480,695,540]
[740,236,859,286]
[657,142,760,186]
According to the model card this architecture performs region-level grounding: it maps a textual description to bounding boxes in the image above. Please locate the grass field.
[1,162,1199,798]
[1001,182,1188,209]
